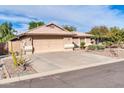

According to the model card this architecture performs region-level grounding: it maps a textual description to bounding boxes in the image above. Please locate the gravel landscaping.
[5,58,36,78]
[0,71,2,79]
[88,48,124,59]
[0,64,8,80]
[0,58,37,79]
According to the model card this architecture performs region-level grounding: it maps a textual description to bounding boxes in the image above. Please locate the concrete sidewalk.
[31,51,117,73]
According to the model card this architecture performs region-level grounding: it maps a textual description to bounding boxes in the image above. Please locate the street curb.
[0,58,124,84]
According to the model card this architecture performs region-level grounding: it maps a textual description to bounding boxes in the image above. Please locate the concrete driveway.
[30,51,117,73]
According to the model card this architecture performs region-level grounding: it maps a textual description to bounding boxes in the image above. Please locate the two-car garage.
[32,35,65,53]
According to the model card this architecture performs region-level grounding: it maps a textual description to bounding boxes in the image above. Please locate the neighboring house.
[8,23,93,54]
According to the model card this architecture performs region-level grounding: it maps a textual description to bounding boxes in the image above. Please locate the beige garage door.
[33,36,64,53]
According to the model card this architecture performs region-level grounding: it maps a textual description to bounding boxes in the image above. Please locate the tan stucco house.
[8,23,93,54]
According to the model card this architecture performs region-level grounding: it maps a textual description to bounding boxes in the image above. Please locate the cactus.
[10,42,27,70]
[10,42,18,67]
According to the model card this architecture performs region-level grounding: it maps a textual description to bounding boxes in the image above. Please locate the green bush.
[88,45,97,50]
[97,45,105,50]
[88,45,105,50]
[102,41,113,48]
[80,41,85,49]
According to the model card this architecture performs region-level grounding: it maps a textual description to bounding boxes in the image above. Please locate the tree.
[88,26,109,44]
[63,25,76,32]
[108,27,124,45]
[28,21,45,29]
[0,22,16,42]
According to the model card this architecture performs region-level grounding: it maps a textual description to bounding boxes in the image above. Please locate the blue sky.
[0,5,124,33]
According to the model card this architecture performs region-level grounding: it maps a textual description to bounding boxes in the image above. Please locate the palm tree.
[0,22,16,42]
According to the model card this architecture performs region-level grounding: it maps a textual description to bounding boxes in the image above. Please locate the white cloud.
[0,6,124,32]
[0,14,34,23]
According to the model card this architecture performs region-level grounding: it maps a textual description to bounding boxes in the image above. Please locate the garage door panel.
[33,37,64,53]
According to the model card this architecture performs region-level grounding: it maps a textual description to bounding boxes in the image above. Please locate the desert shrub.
[103,41,120,48]
[11,51,18,66]
[11,50,27,70]
[87,45,97,50]
[10,44,27,70]
[80,41,85,49]
[97,45,105,50]
[10,43,18,66]
[88,45,105,50]
[17,50,26,66]
[102,41,113,48]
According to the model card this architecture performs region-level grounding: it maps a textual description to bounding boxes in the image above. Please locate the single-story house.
[8,23,93,54]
